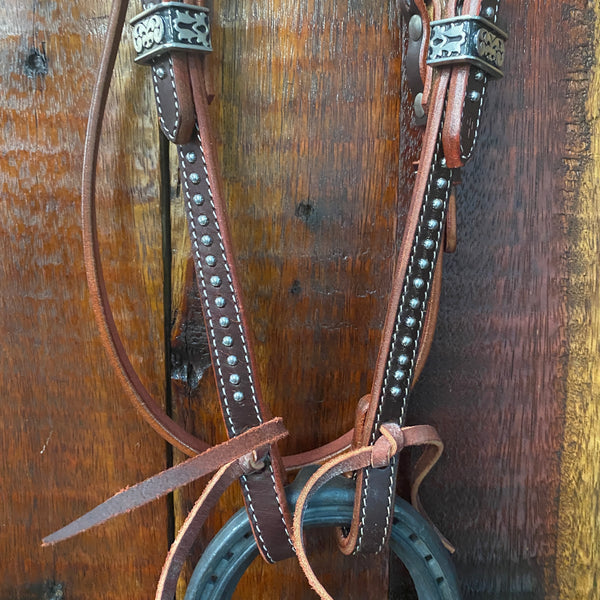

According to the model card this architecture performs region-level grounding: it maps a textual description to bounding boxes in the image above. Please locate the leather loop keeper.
[292,423,447,600]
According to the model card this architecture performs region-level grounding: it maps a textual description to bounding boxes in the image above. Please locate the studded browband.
[43,0,506,597]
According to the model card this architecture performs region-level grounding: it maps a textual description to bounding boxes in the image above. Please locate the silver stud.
[193,194,204,205]
[215,296,226,308]
[394,370,406,381]
[474,70,485,81]
[398,354,409,365]
[219,316,230,327]
[201,235,212,246]
[229,374,240,385]
[418,258,429,269]
[440,158,447,168]
[223,336,233,347]
[210,275,221,287]
[227,355,238,366]
[405,317,417,328]
[413,278,424,289]
[409,298,420,309]
[233,391,244,402]
[432,199,443,210]
[198,215,209,226]
[427,219,439,231]
[414,92,425,119]
[390,386,401,397]
[206,255,216,267]
[436,178,448,190]
[484,6,494,18]
[401,336,413,347]
[190,172,201,184]
[423,239,434,250]
[186,152,197,164]
[155,66,166,79]
[408,15,423,41]
[469,90,481,102]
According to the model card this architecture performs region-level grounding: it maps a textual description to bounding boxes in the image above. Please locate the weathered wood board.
[2,0,600,598]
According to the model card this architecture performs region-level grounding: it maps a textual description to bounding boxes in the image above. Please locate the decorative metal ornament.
[427,15,508,79]
[131,2,212,64]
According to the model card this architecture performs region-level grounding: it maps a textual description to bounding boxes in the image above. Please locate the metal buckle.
[130,2,212,65]
[427,15,507,79]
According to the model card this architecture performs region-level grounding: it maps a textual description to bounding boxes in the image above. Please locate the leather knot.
[370,423,405,468]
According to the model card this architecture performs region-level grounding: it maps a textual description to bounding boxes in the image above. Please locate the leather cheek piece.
[292,423,447,600]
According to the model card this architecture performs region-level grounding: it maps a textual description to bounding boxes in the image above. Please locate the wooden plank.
[169,0,406,596]
[404,1,594,598]
[556,2,600,598]
[0,2,168,598]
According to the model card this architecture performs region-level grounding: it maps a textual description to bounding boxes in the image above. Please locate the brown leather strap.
[293,423,445,599]
[155,461,244,600]
[81,0,209,458]
[42,418,288,545]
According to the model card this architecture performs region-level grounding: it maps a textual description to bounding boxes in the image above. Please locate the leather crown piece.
[43,0,506,598]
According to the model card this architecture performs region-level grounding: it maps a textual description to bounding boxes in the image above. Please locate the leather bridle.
[43,0,506,597]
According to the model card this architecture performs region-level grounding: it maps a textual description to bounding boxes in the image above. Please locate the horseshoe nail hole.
[408,533,419,542]
[424,554,433,562]
[24,47,48,77]
[210,575,218,583]
[436,577,445,585]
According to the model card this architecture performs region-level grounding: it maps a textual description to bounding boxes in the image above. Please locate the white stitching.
[460,0,501,160]
[357,123,450,552]
[152,57,181,143]
[179,138,293,554]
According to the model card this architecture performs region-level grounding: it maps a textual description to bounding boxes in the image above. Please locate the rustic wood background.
[2,0,599,598]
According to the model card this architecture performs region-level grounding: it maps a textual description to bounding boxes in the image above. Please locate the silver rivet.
[401,336,413,347]
[474,70,485,81]
[186,152,197,164]
[418,258,429,269]
[201,235,212,246]
[484,6,494,18]
[405,317,417,328]
[190,172,201,184]
[440,158,447,168]
[198,215,209,226]
[193,194,204,205]
[206,255,216,267]
[155,66,166,79]
[423,239,434,250]
[233,391,244,402]
[399,354,409,365]
[414,92,425,119]
[390,386,401,397]
[210,276,221,287]
[223,336,233,347]
[219,316,230,327]
[216,296,226,308]
[394,370,406,381]
[409,298,420,309]
[427,219,439,230]
[432,199,443,210]
[469,90,481,102]
[413,278,424,289]
[408,15,423,41]
[229,374,240,385]
[436,178,448,190]
[227,355,238,366]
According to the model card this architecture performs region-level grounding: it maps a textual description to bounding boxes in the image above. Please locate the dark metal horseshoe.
[185,469,461,600]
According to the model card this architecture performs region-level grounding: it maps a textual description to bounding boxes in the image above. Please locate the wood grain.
[4,0,600,598]
[556,2,600,598]
[0,1,168,598]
